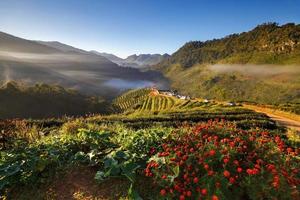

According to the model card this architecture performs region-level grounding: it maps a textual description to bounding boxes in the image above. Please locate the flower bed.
[145,120,300,199]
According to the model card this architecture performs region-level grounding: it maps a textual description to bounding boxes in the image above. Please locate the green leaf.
[36,159,47,172]
[94,171,106,182]
[124,172,136,183]
[122,162,140,174]
[128,183,143,200]
[108,165,121,176]
[171,165,180,177]
[115,151,129,160]
[104,157,118,169]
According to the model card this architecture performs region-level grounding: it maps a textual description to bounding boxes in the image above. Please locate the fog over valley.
[209,64,300,76]
[0,32,169,98]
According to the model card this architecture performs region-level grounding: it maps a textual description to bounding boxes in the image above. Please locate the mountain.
[154,23,300,104]
[123,53,170,67]
[90,51,124,64]
[157,23,300,69]
[95,51,170,68]
[0,31,60,54]
[37,41,89,54]
[0,32,169,99]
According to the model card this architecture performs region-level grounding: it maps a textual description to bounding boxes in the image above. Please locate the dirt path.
[244,105,300,133]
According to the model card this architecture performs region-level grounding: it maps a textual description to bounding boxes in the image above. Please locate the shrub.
[145,120,300,200]
[60,119,88,135]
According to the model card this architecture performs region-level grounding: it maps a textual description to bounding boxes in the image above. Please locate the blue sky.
[0,0,300,58]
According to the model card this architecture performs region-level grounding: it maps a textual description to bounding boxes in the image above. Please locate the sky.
[0,0,300,58]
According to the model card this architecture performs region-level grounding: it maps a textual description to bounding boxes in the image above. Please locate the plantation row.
[136,96,212,112]
[112,88,151,112]
[112,88,221,115]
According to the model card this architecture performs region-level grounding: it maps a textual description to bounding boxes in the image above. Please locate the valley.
[0,17,300,200]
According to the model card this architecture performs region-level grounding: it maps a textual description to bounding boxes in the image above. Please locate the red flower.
[208,170,214,176]
[180,195,185,200]
[183,174,188,180]
[183,155,188,161]
[223,170,230,178]
[160,189,167,196]
[229,177,235,184]
[233,160,239,165]
[193,177,199,183]
[209,149,216,156]
[246,169,253,175]
[204,164,209,170]
[212,195,219,200]
[201,188,207,195]
[186,191,192,197]
[237,167,243,173]
[223,158,229,164]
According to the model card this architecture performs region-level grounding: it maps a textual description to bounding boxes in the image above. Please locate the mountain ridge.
[94,51,170,68]
[156,22,300,70]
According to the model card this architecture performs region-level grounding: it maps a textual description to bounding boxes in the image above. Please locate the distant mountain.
[90,51,124,64]
[123,53,170,68]
[0,32,169,99]
[154,23,300,104]
[94,51,170,68]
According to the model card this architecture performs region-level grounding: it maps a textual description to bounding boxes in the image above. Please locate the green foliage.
[0,81,110,119]
[95,150,140,183]
[114,127,173,161]
[0,128,115,194]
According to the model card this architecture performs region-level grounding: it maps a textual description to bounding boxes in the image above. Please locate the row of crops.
[112,88,151,112]
[136,96,212,112]
[112,88,217,114]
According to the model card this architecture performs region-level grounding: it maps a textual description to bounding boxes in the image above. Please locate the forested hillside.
[157,23,300,68]
[154,23,300,104]
[0,82,109,118]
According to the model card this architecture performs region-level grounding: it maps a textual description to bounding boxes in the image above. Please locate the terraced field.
[137,96,212,112]
[101,89,278,130]
[112,88,151,112]
[113,88,219,113]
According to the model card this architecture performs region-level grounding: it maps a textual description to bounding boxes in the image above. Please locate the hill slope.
[157,23,300,68]
[0,32,169,98]
[0,82,110,118]
[155,23,300,104]
[0,31,61,54]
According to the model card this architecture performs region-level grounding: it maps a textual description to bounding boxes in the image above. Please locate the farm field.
[1,89,299,200]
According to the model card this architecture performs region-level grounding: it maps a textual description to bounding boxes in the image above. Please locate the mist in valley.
[209,64,300,77]
[0,50,169,98]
